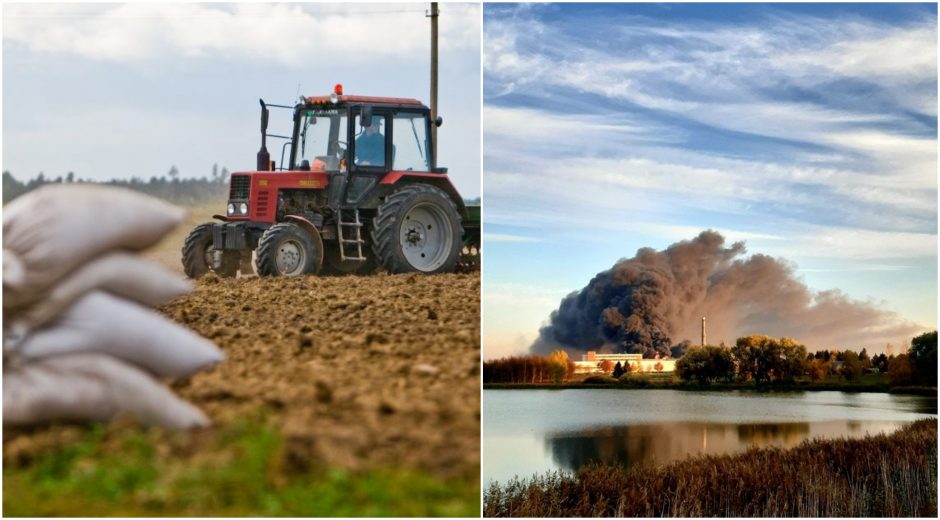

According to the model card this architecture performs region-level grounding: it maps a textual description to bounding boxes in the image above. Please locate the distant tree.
[909,331,937,386]
[858,348,871,370]
[732,335,807,384]
[839,351,863,382]
[676,346,734,385]
[3,170,26,203]
[66,171,75,183]
[871,353,889,373]
[612,361,625,378]
[807,358,830,381]
[598,359,615,375]
[168,165,179,181]
[777,338,808,382]
[547,350,570,383]
[887,354,915,386]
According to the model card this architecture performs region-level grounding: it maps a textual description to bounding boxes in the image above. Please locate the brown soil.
[5,271,481,479]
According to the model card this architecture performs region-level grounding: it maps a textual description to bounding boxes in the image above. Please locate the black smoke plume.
[532,231,923,357]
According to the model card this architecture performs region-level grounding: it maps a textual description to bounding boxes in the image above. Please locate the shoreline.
[483,382,938,396]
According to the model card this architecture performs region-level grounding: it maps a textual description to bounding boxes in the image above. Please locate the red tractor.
[182,84,480,278]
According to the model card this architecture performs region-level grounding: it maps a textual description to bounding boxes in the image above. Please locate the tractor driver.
[355,117,385,167]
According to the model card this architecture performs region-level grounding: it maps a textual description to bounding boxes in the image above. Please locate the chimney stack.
[701,316,706,346]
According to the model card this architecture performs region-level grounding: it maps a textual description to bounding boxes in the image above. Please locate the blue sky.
[483,3,937,358]
[2,3,481,198]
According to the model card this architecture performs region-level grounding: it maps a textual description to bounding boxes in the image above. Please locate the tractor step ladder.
[336,209,367,262]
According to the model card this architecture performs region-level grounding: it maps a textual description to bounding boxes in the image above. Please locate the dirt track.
[4,272,481,480]
[169,272,480,477]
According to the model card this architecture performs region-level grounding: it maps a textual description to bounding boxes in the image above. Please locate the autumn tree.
[840,350,863,382]
[807,358,830,381]
[598,359,615,375]
[732,336,807,384]
[548,350,571,383]
[887,354,915,386]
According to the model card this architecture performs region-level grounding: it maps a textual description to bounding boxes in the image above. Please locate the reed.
[483,419,937,517]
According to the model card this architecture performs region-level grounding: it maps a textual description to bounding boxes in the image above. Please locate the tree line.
[3,165,232,205]
[677,331,936,387]
[484,331,937,387]
[482,351,575,384]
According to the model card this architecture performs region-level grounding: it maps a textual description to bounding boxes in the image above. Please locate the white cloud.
[781,226,938,260]
[3,3,480,65]
[484,232,541,243]
[784,25,938,84]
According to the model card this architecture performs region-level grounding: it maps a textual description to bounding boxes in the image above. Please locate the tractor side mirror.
[434,116,443,127]
[361,106,373,128]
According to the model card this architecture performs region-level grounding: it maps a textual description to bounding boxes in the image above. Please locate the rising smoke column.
[532,231,923,357]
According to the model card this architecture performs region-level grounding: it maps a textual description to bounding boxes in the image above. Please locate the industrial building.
[573,351,677,375]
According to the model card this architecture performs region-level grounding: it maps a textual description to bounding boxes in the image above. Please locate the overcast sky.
[482,3,937,358]
[2,2,481,198]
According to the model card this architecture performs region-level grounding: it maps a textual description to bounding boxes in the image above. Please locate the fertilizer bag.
[3,184,185,309]
[11,252,192,330]
[15,291,224,377]
[3,353,209,429]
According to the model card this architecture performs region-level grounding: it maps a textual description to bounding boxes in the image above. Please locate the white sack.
[15,291,224,377]
[3,184,186,309]
[3,353,209,430]
[12,252,192,330]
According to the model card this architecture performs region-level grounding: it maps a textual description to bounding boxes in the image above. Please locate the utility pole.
[429,2,439,161]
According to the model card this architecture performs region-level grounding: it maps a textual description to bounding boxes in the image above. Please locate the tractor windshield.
[298,108,348,171]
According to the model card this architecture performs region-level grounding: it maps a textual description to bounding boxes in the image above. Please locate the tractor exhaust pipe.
[257,98,270,171]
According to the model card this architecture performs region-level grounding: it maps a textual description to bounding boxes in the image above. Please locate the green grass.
[4,417,479,517]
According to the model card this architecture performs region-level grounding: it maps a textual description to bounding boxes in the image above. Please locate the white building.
[573,351,676,375]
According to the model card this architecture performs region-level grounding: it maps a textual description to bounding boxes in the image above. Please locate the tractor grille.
[229,175,250,200]
[256,191,270,218]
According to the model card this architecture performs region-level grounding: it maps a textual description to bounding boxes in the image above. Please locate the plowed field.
[165,272,481,477]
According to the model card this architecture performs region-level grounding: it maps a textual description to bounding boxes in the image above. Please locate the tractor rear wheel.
[181,223,239,278]
[371,184,462,274]
[321,242,378,276]
[255,222,323,277]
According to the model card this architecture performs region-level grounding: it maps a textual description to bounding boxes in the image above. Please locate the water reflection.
[482,389,937,484]
[547,420,902,473]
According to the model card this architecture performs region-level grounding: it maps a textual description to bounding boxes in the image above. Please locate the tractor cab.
[182,85,477,280]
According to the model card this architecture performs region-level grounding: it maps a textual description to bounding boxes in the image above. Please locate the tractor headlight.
[227,203,236,215]
[239,202,248,215]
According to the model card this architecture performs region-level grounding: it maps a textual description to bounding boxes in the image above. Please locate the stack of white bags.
[3,185,224,429]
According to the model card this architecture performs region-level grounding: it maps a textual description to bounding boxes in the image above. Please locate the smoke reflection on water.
[546,420,908,473]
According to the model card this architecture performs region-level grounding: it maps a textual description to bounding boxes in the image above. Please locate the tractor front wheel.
[181,223,239,279]
[371,184,462,274]
[255,222,323,277]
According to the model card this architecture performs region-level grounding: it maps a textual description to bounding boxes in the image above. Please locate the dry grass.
[483,419,937,517]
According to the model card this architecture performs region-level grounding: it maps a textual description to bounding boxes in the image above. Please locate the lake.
[482,389,937,485]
